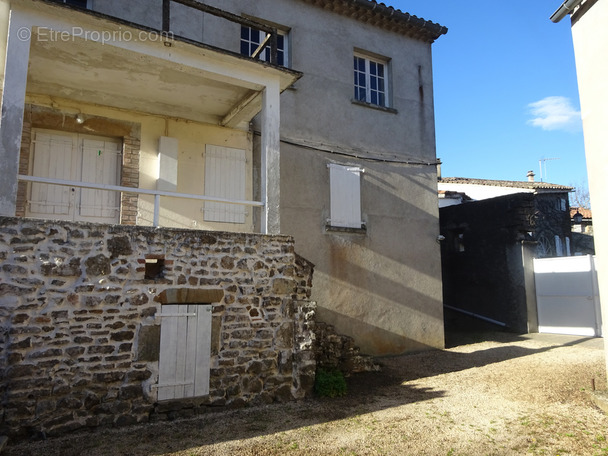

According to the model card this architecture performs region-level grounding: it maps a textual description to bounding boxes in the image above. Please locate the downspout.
[550,0,584,22]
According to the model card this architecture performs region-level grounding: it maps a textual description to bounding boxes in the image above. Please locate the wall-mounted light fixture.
[75,113,85,124]
[573,210,583,224]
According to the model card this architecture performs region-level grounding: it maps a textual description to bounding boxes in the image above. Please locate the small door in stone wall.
[157,304,212,400]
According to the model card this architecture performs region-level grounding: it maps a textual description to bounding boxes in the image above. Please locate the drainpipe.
[550,0,584,23]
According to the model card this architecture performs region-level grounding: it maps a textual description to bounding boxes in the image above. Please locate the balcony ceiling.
[26,29,296,128]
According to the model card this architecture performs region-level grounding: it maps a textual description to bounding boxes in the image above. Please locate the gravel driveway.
[5,331,608,456]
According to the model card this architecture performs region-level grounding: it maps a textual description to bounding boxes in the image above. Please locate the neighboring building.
[439,173,576,334]
[438,172,572,204]
[438,174,574,257]
[551,0,608,376]
[570,206,593,234]
[440,193,539,333]
[0,0,447,437]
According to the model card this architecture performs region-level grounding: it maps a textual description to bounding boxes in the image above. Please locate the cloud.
[527,96,582,132]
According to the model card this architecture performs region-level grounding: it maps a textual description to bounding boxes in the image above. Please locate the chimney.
[527,170,535,182]
[436,158,442,180]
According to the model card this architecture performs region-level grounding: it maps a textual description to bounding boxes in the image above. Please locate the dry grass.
[5,332,608,456]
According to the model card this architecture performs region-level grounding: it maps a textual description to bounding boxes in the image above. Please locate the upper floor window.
[240,26,287,67]
[354,53,389,107]
[63,0,89,7]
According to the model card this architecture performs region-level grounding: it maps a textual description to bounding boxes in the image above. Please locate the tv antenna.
[538,157,560,182]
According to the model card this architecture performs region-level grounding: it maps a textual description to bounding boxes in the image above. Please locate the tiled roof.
[439,177,573,191]
[570,207,592,218]
[298,0,448,42]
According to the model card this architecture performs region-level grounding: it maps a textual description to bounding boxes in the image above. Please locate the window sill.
[351,99,398,114]
[325,223,367,235]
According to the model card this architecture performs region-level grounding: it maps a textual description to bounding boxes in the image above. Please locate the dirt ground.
[5,331,608,456]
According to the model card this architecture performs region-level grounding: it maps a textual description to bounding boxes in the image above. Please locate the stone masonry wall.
[0,217,315,441]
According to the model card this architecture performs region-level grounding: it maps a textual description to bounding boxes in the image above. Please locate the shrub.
[314,367,347,398]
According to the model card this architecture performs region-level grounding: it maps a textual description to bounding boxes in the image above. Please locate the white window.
[354,53,388,107]
[328,163,363,229]
[203,145,247,224]
[240,26,288,67]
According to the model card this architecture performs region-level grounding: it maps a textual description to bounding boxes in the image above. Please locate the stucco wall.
[205,0,443,354]
[571,0,608,374]
[0,217,316,440]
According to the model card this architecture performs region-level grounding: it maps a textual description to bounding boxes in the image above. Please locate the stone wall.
[0,217,316,440]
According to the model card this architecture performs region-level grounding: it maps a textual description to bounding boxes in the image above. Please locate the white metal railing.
[18,174,264,228]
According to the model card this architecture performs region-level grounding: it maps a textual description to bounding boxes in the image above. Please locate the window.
[328,163,363,229]
[240,26,287,67]
[354,54,388,107]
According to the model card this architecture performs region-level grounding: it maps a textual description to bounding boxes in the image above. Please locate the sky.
[390,1,587,191]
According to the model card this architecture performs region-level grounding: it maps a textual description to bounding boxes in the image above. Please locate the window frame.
[240,25,289,67]
[353,51,390,108]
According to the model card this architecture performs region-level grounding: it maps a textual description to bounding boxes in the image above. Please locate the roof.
[298,0,448,43]
[570,207,592,219]
[439,177,573,192]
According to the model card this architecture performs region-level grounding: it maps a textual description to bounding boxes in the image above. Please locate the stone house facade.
[0,216,317,439]
[0,0,446,440]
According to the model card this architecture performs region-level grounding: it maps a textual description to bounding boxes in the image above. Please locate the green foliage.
[314,367,347,398]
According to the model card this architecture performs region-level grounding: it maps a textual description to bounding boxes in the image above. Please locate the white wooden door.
[157,304,212,401]
[28,131,77,217]
[27,130,121,224]
[78,137,121,222]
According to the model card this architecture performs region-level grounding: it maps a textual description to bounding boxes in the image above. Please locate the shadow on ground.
[4,330,601,456]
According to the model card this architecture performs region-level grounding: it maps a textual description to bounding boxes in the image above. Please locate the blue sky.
[390,1,587,191]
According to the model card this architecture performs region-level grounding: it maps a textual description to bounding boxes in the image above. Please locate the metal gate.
[534,255,602,336]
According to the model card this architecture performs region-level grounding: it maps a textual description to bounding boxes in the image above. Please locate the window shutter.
[204,145,246,223]
[329,163,362,228]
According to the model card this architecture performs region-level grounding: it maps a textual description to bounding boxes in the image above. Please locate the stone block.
[137,325,160,362]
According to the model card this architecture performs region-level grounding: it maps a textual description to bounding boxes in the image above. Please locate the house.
[570,206,593,234]
[0,0,447,439]
[438,171,578,334]
[438,173,574,257]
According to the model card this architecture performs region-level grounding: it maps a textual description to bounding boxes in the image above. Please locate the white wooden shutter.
[29,131,75,215]
[204,145,246,223]
[329,163,363,228]
[157,304,212,401]
[79,138,121,220]
[158,136,178,192]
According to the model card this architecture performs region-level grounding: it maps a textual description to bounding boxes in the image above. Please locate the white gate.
[534,255,602,336]
[157,304,212,401]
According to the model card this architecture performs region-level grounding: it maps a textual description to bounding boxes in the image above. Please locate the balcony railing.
[18,175,264,228]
